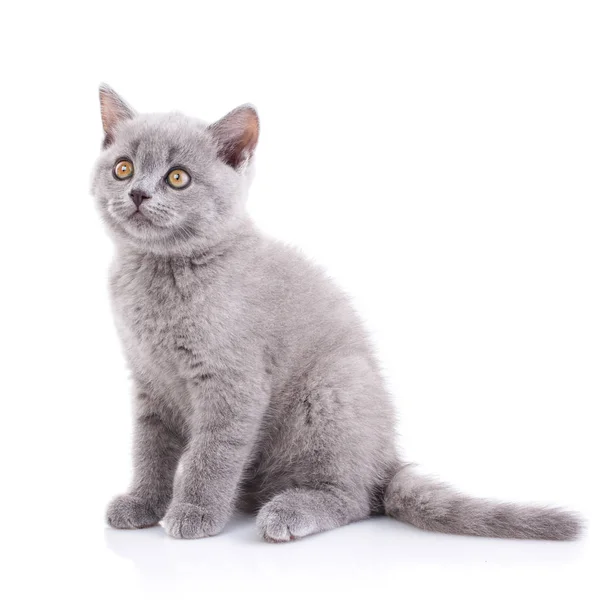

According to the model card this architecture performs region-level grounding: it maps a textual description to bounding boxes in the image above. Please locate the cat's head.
[91,85,259,254]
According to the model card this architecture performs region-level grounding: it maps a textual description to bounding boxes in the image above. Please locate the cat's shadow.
[105,513,584,588]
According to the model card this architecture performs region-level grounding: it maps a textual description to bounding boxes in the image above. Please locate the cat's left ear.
[207,105,259,169]
[99,84,136,148]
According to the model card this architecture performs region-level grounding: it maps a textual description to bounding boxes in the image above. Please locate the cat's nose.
[129,189,151,208]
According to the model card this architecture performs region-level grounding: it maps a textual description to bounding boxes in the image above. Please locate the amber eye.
[113,159,134,180]
[166,168,191,189]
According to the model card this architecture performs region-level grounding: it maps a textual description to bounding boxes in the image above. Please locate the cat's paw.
[256,498,318,543]
[106,494,162,529]
[162,503,225,539]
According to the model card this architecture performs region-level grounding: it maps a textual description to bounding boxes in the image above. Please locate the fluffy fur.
[94,85,581,542]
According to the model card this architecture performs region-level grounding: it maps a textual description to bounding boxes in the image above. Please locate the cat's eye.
[113,159,134,180]
[166,168,191,190]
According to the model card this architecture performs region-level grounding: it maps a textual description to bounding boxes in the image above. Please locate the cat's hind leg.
[256,486,370,542]
[254,355,393,542]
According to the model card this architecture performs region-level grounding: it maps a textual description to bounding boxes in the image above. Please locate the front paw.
[162,502,225,539]
[106,494,163,529]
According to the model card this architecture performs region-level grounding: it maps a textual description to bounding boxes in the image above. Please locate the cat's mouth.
[128,210,150,223]
[126,209,171,229]
[120,209,174,239]
[120,210,159,235]
[125,210,161,230]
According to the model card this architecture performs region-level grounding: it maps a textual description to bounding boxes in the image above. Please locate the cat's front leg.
[162,372,268,539]
[107,394,185,529]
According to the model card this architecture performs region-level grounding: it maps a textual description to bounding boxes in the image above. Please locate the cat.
[94,84,581,542]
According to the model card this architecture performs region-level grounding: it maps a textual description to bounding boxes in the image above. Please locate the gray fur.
[94,85,581,542]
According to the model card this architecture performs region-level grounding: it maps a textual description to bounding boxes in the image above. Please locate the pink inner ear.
[99,85,135,145]
[209,106,259,169]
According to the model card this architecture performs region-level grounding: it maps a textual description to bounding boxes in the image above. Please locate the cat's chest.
[111,258,219,379]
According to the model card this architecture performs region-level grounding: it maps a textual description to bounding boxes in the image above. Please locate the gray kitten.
[94,85,581,542]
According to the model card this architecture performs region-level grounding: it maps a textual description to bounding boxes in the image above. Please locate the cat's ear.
[99,84,136,148]
[207,105,259,169]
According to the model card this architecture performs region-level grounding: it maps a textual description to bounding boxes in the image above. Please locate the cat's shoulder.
[251,234,342,299]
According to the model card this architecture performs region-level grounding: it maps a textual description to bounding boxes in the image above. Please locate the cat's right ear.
[99,84,135,148]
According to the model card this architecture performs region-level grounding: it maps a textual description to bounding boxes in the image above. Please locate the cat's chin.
[106,216,171,249]
[111,217,204,254]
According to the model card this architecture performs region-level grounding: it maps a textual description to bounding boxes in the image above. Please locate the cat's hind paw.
[256,496,319,542]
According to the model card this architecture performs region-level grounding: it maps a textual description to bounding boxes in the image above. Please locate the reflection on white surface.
[103,513,589,598]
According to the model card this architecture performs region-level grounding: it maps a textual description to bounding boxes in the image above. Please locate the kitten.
[94,85,581,542]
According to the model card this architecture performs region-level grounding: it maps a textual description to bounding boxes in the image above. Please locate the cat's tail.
[383,463,582,540]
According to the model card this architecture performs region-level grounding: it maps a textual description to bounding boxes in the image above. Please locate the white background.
[1,1,598,598]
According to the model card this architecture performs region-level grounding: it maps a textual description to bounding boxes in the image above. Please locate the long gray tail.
[384,464,582,540]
